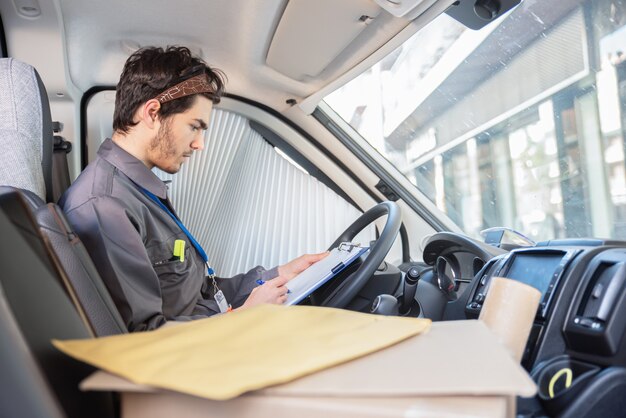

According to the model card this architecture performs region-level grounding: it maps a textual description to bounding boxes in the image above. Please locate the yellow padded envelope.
[53,304,430,400]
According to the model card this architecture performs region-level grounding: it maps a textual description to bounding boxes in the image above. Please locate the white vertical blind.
[156,109,373,276]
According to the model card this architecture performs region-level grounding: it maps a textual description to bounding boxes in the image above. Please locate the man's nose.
[191,134,205,151]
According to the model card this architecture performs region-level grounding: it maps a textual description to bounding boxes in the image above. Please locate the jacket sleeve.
[64,196,209,331]
[196,266,279,314]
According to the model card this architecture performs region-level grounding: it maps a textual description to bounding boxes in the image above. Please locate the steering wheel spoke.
[310,201,402,308]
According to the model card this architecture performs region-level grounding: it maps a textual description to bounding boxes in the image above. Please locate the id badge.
[214,289,229,313]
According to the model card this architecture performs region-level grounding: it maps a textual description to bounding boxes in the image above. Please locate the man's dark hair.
[113,46,226,134]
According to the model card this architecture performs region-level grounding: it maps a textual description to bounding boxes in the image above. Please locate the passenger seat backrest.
[0,58,53,202]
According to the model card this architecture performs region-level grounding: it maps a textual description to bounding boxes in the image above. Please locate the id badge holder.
[208,265,230,313]
[214,289,229,313]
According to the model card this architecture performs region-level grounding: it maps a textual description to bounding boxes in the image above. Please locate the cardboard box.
[81,320,536,417]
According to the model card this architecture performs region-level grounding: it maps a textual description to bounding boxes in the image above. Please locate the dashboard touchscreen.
[504,253,565,297]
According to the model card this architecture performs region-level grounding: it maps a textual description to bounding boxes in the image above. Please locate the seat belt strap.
[51,135,72,203]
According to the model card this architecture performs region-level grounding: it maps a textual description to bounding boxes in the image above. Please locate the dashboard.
[419,234,626,417]
[460,243,626,367]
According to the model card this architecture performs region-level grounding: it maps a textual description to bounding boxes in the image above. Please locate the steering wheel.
[311,201,402,308]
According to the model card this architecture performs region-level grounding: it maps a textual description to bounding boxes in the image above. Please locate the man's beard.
[149,119,179,173]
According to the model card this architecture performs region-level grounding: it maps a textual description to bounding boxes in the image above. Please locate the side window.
[85,92,374,275]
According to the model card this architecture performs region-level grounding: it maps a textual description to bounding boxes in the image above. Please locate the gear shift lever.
[370,294,399,316]
[399,267,421,315]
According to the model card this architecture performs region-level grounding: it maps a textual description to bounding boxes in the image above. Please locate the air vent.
[565,256,626,356]
[577,262,626,324]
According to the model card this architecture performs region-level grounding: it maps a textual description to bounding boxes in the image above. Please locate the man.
[60,46,327,332]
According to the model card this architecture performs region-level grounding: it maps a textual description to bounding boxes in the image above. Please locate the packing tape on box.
[479,277,541,362]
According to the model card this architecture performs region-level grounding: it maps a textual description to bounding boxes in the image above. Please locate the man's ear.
[140,99,162,129]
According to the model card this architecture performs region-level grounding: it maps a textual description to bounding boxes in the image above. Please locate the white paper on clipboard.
[286,242,369,305]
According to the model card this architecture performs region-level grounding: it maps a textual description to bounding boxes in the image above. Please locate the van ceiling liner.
[266,0,382,80]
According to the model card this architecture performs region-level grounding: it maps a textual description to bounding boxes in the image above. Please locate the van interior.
[2,0,626,417]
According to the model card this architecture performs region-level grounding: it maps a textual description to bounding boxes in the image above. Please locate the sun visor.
[266,0,383,81]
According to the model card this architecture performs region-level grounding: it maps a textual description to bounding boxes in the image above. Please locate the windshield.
[324,0,626,242]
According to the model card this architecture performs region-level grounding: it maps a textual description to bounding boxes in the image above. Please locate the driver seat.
[0,57,126,336]
[0,191,116,418]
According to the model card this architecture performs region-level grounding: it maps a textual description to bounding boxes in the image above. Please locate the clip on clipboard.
[285,242,369,305]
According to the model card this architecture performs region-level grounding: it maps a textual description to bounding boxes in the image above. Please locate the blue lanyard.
[141,187,215,276]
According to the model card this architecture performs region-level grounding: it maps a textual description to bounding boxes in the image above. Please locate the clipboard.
[286,242,369,305]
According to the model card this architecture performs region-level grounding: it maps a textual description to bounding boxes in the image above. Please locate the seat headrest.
[0,58,54,202]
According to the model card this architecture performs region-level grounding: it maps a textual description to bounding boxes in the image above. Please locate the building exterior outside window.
[325,0,626,242]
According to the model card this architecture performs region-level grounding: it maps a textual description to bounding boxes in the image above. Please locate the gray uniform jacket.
[60,138,278,332]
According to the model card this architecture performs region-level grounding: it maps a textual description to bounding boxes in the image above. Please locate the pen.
[256,279,291,293]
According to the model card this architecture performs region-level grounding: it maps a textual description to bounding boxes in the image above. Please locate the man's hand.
[277,252,330,281]
[238,252,329,311]
[240,276,290,308]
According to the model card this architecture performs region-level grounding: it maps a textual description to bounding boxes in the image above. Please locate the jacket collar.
[97,138,168,199]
